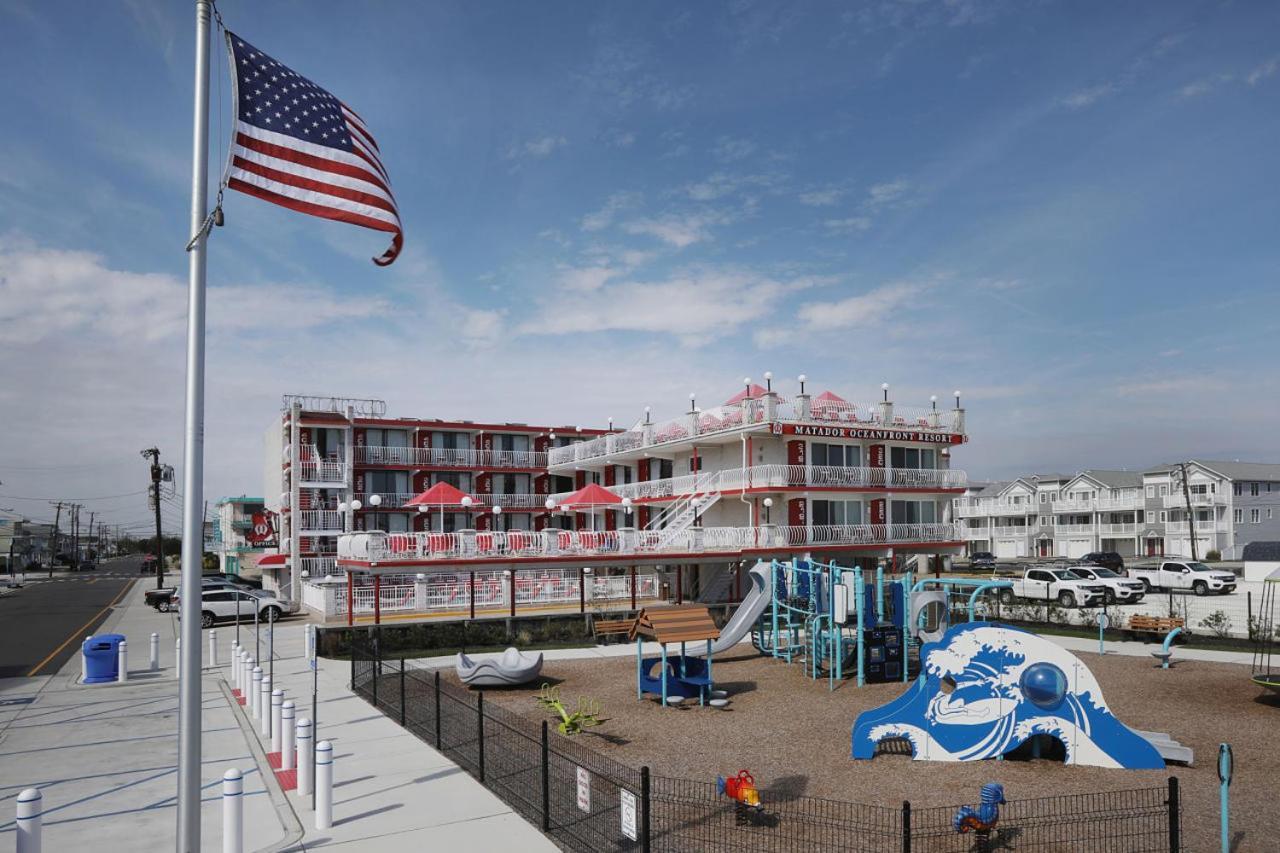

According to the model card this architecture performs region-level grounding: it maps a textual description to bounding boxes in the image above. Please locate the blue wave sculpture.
[851,622,1164,769]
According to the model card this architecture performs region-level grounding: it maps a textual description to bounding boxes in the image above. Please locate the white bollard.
[117,640,128,684]
[175,638,181,680]
[150,632,160,672]
[271,689,284,753]
[16,787,41,853]
[315,740,333,830]
[238,650,248,692]
[296,718,313,797]
[81,636,90,683]
[222,768,243,853]
[230,643,238,687]
[259,676,272,736]
[281,701,296,770]
[209,629,218,668]
[251,667,262,719]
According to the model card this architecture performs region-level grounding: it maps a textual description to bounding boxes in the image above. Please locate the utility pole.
[87,512,96,563]
[1175,462,1199,562]
[49,502,63,570]
[141,447,166,588]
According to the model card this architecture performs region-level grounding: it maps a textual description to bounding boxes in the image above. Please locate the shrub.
[1198,610,1233,638]
[1205,549,1221,562]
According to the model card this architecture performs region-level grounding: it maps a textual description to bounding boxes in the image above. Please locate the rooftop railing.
[337,522,961,565]
[355,444,548,469]
[548,395,965,468]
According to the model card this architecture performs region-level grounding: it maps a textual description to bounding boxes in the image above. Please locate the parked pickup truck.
[998,567,1108,608]
[1127,561,1237,596]
[1068,565,1146,605]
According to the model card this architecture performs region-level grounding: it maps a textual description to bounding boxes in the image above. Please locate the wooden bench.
[1126,615,1185,641]
[592,619,635,642]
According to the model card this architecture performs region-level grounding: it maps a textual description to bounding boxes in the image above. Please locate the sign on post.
[620,788,637,841]
[575,766,591,813]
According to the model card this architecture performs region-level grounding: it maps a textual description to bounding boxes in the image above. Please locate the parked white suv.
[176,589,299,628]
[999,567,1107,608]
[1069,565,1146,605]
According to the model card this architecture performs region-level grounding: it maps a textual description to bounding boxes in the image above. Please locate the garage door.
[1062,539,1091,558]
[994,539,1024,559]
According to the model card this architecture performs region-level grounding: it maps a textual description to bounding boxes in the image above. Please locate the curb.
[219,677,305,852]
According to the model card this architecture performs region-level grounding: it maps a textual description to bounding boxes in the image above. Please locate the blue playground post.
[902,570,912,682]
[1218,742,1232,853]
[660,645,668,705]
[966,581,1013,622]
[635,637,643,700]
[875,564,884,624]
[1160,627,1183,669]
[855,568,865,687]
[1098,613,1109,655]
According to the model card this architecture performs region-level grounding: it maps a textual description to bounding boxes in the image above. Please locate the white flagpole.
[178,1,212,850]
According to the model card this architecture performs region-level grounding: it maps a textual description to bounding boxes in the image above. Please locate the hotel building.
[291,380,970,623]
[955,461,1280,560]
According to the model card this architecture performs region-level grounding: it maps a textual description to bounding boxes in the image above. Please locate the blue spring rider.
[953,782,1005,840]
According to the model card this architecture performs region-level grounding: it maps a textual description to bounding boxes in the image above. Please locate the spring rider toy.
[953,782,1005,848]
[718,770,762,824]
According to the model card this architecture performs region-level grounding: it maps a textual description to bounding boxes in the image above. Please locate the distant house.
[1243,541,1280,583]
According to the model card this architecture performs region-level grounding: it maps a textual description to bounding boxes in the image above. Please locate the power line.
[0,488,150,502]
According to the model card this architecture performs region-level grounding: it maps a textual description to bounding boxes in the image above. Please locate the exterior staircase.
[646,472,723,549]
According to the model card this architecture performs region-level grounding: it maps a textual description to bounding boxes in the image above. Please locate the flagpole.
[178,1,212,850]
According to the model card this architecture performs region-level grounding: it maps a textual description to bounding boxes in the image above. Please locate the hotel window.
[812,499,863,526]
[889,447,934,469]
[431,472,471,491]
[891,500,938,524]
[498,434,530,453]
[1251,483,1260,497]
[813,443,862,467]
[1252,509,1261,523]
[1234,509,1243,523]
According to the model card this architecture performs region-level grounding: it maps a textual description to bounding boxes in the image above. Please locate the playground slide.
[696,561,772,656]
[1132,730,1194,765]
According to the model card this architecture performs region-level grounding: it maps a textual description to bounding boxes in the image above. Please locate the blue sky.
[2,0,1279,532]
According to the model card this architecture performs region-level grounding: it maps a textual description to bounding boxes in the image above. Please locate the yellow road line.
[27,579,136,677]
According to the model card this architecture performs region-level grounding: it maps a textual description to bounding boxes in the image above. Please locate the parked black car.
[1079,552,1125,573]
[969,551,997,570]
[202,572,262,589]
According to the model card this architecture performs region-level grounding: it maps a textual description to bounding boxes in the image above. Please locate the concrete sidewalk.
[0,578,556,852]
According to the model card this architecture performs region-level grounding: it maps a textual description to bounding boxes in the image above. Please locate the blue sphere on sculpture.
[1020,662,1067,709]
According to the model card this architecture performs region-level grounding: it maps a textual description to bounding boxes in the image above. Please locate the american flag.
[224,33,402,266]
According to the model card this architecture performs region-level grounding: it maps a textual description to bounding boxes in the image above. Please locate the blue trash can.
[83,634,126,683]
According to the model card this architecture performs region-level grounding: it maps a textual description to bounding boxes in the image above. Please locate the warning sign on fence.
[620,789,637,841]
[576,766,591,812]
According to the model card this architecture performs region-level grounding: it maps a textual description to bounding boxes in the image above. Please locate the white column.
[221,769,243,853]
[117,640,128,683]
[271,689,284,753]
[175,638,181,680]
[281,701,296,770]
[259,675,272,735]
[150,633,160,672]
[16,787,41,853]
[209,630,218,668]
[315,740,333,830]
[296,718,313,797]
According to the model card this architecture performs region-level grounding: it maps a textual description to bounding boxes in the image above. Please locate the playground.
[462,608,1280,852]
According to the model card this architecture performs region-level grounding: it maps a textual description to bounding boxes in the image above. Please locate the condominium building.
[328,381,970,620]
[955,461,1280,560]
[263,395,609,600]
[211,496,273,575]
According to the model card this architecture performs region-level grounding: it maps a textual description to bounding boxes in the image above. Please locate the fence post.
[477,691,486,784]
[434,670,442,749]
[399,658,406,726]
[372,643,379,707]
[901,800,911,853]
[540,720,550,831]
[630,565,637,609]
[1168,776,1180,853]
[640,766,651,853]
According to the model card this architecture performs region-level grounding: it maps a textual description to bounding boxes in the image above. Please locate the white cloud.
[459,308,505,345]
[506,135,568,160]
[622,209,735,248]
[1178,74,1234,98]
[822,216,871,234]
[682,172,779,201]
[798,187,843,207]
[711,136,757,162]
[581,191,641,232]
[1060,33,1187,110]
[519,266,816,340]
[866,179,910,208]
[1247,55,1279,86]
[790,280,927,332]
[556,265,620,293]
[600,128,637,148]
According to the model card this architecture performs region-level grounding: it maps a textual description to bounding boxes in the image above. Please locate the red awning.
[404,481,471,507]
[723,383,770,405]
[258,553,287,567]
[557,482,623,508]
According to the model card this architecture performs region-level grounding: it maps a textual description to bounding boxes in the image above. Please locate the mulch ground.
[451,647,1280,852]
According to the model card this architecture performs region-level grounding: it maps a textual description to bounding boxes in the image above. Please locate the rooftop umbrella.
[405,481,473,532]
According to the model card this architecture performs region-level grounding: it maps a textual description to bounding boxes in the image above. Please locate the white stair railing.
[654,474,723,548]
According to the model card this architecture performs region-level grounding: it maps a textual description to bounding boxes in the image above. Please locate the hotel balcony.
[954,500,1033,517]
[1164,521,1231,534]
[353,492,552,510]
[298,509,344,533]
[555,464,967,505]
[548,395,965,470]
[337,522,963,568]
[1097,522,1139,536]
[354,445,548,470]
[298,447,347,486]
[1161,493,1227,509]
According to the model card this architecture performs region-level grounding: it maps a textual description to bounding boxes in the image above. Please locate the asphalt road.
[0,555,142,679]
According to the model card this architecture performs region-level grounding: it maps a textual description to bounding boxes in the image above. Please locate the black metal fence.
[350,633,1182,853]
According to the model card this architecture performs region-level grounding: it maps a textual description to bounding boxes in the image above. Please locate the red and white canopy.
[813,390,851,409]
[723,383,770,405]
[404,481,471,508]
[556,482,623,509]
[257,553,287,567]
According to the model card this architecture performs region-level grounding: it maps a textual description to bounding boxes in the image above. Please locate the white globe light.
[368,494,382,507]
[350,499,362,511]
[764,371,773,380]
[798,374,807,383]
[744,377,752,385]
[622,497,633,507]
[545,498,556,510]
[930,395,937,402]
[461,496,474,508]
[338,502,348,513]
[644,406,651,413]
[493,505,503,515]
[764,497,774,507]
[416,573,425,581]
[583,566,593,575]
[417,504,429,513]
[689,392,696,400]
[881,382,890,390]
[282,537,291,550]
[502,569,511,577]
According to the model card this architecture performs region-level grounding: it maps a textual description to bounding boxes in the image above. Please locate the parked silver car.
[176,588,299,627]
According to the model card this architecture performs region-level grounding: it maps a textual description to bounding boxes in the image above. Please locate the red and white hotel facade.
[268,384,970,624]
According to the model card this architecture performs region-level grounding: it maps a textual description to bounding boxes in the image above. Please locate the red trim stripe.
[231,155,397,216]
[235,132,393,198]
[229,177,399,235]
[348,135,389,184]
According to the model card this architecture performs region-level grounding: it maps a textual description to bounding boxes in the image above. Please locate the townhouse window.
[1251,483,1260,497]
[1234,509,1243,524]
[1191,484,1208,495]
[1159,485,1168,497]
[1251,509,1261,524]
[1234,483,1243,496]
[1159,511,1167,522]
[1269,509,1274,520]
[688,456,703,473]
[1039,494,1046,504]
[1146,486,1155,498]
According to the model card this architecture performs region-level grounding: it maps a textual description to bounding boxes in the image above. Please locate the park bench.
[592,618,635,643]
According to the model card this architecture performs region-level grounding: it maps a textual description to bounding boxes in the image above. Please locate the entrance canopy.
[258,553,287,567]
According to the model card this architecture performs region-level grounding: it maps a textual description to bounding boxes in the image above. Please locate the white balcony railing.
[962,527,989,540]
[338,522,962,565]
[298,510,343,531]
[954,499,1034,516]
[354,445,548,469]
[1164,521,1231,534]
[990,526,1031,537]
[1162,493,1226,509]
[548,396,965,468]
[300,556,337,577]
[1053,524,1096,535]
[299,447,347,484]
[555,464,966,505]
[353,492,551,510]
[1098,523,1138,535]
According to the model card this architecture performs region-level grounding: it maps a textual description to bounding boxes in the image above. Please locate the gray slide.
[1133,730,1194,765]
[695,561,773,656]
